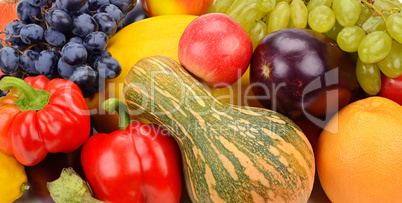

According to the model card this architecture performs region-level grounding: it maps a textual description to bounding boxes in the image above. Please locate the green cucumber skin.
[124,56,315,203]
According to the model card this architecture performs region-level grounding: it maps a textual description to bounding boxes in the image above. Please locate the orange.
[316,96,402,203]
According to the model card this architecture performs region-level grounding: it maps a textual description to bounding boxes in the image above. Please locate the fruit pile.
[0,0,137,95]
[0,0,402,203]
[208,0,402,96]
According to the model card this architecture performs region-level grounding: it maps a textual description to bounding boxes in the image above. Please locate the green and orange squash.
[123,56,315,202]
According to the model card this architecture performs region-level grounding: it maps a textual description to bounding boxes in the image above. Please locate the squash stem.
[102,98,130,130]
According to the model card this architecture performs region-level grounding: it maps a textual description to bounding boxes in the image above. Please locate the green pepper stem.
[102,98,130,130]
[0,76,51,111]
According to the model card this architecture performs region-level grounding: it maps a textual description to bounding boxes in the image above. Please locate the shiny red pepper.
[0,75,90,166]
[81,98,182,203]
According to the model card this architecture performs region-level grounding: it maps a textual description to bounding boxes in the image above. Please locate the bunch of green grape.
[207,0,402,96]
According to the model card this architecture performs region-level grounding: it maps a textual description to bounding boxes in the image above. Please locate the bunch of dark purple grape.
[0,0,137,95]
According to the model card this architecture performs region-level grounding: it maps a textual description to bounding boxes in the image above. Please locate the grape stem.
[361,0,387,23]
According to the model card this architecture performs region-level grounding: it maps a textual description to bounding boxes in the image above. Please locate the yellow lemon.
[0,151,28,203]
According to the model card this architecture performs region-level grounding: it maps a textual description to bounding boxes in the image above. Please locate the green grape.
[358,31,392,63]
[373,0,402,11]
[227,1,264,33]
[207,0,235,13]
[355,4,372,27]
[337,26,366,52]
[249,20,267,50]
[226,0,251,15]
[333,0,361,27]
[306,0,332,11]
[377,40,402,78]
[324,20,344,41]
[362,16,386,33]
[257,0,276,12]
[308,5,336,33]
[356,58,382,95]
[386,13,402,43]
[290,0,308,28]
[267,1,290,34]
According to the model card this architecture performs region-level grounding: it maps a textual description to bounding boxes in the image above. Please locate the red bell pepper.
[0,75,91,166]
[81,98,183,203]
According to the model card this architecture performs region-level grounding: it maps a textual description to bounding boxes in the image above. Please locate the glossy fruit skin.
[379,74,402,105]
[250,28,359,119]
[81,122,182,203]
[0,151,27,203]
[140,0,213,16]
[0,75,91,166]
[179,13,253,88]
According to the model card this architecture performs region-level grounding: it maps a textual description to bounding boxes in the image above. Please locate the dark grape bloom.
[110,0,136,13]
[56,0,87,12]
[35,50,59,76]
[98,4,124,26]
[88,0,110,11]
[44,27,66,47]
[61,42,88,65]
[0,47,20,75]
[57,58,78,79]
[94,56,121,79]
[69,65,97,89]
[16,1,42,23]
[69,37,84,44]
[83,31,108,53]
[20,49,41,75]
[71,13,99,38]
[45,8,73,32]
[20,23,44,44]
[4,20,27,48]
[93,13,117,37]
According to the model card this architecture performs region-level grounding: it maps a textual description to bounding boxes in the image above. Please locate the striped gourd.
[123,56,315,202]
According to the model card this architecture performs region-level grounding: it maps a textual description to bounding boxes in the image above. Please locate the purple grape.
[45,8,73,32]
[56,0,87,12]
[93,13,116,37]
[86,50,111,66]
[98,4,123,26]
[35,50,59,76]
[87,73,105,93]
[121,2,148,28]
[110,0,136,13]
[88,0,110,11]
[61,42,87,65]
[26,0,48,7]
[3,20,26,47]
[94,56,121,79]
[20,24,44,44]
[69,37,83,44]
[16,1,42,23]
[57,58,78,79]
[0,47,20,75]
[71,13,98,38]
[20,49,40,75]
[83,31,108,53]
[44,27,66,47]
[69,65,96,89]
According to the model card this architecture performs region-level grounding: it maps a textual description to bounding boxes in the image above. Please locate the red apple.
[379,74,402,106]
[139,0,213,17]
[178,13,253,88]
